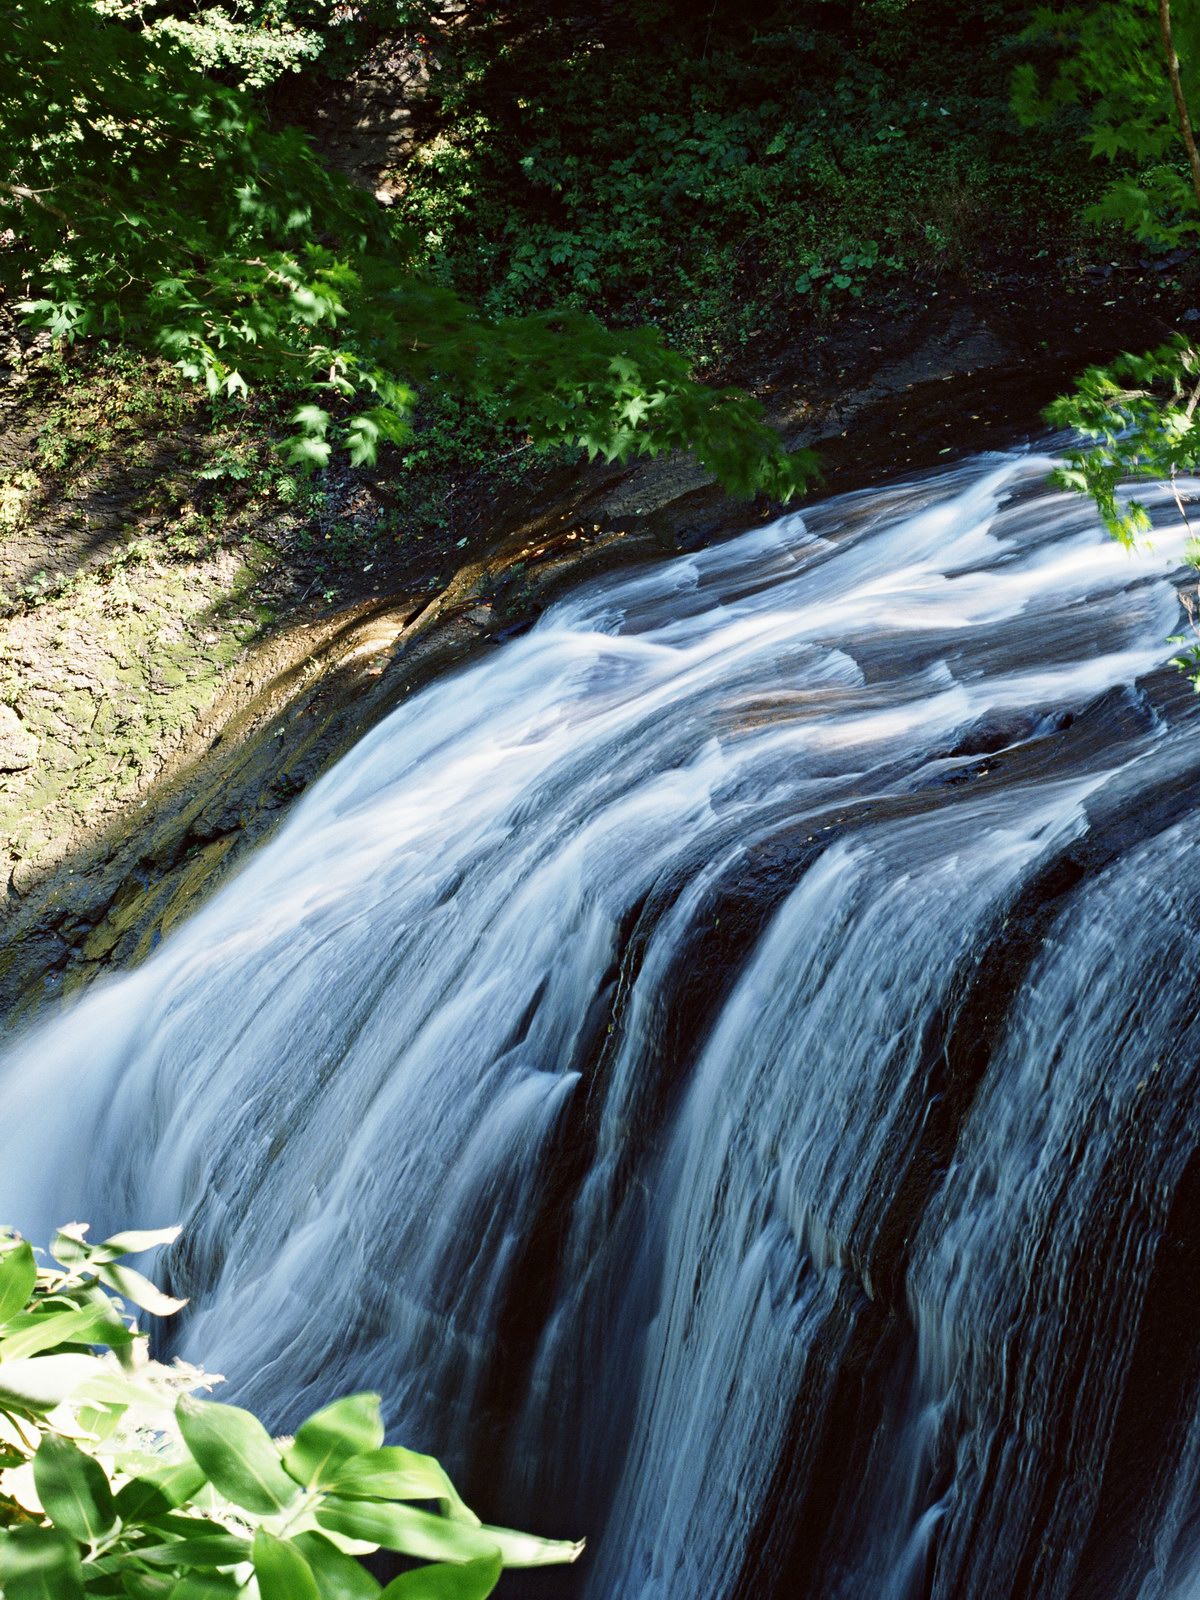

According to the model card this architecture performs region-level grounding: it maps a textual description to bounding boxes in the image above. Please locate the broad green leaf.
[292,1531,383,1598]
[177,1394,298,1514]
[0,1241,37,1327]
[380,1553,502,1600]
[0,1353,106,1409]
[253,1530,321,1600]
[33,1433,119,1544]
[115,1575,174,1600]
[89,1225,181,1264]
[292,403,331,435]
[97,1261,187,1317]
[136,1532,253,1567]
[283,1392,385,1488]
[0,1301,130,1363]
[0,1526,84,1600]
[172,1575,247,1599]
[329,1447,479,1525]
[283,434,333,470]
[122,1575,241,1600]
[51,1225,93,1268]
[77,1369,175,1415]
[316,1500,584,1569]
[115,1457,208,1523]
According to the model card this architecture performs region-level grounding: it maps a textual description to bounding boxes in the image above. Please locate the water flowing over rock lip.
[4,446,1200,1597]
[0,304,1172,1030]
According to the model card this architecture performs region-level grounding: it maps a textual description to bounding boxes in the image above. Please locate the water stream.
[4,449,1200,1597]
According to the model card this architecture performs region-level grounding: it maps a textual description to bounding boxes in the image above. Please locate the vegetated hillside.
[272,0,1196,491]
[386,0,1108,352]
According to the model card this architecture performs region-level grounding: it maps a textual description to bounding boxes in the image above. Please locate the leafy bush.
[94,0,326,89]
[1015,1,1200,536]
[0,1224,582,1598]
[392,0,1101,361]
[0,0,811,502]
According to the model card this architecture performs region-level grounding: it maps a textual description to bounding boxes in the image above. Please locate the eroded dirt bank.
[0,277,1180,1028]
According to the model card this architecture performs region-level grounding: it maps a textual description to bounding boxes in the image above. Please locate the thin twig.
[1160,0,1200,210]
[1170,464,1195,536]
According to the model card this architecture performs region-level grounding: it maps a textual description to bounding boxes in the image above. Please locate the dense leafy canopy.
[0,1223,581,1597]
[0,0,813,500]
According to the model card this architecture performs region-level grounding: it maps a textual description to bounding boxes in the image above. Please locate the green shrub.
[0,1224,582,1598]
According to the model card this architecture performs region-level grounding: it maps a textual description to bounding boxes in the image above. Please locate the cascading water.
[3,449,1200,1598]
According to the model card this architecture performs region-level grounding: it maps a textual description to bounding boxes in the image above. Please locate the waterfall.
[4,449,1200,1597]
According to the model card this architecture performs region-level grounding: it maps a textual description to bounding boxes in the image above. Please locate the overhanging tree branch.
[1159,0,1200,210]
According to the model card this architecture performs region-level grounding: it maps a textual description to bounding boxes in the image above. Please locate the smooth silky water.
[4,450,1200,1597]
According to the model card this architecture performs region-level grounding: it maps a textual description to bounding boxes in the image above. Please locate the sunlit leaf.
[0,1241,37,1327]
[316,1499,584,1569]
[33,1433,119,1544]
[379,1553,502,1599]
[97,1261,187,1317]
[89,1226,182,1264]
[292,1531,383,1598]
[283,1392,384,1489]
[253,1530,322,1600]
[115,1457,208,1523]
[177,1394,298,1514]
[136,1532,254,1567]
[0,1301,130,1363]
[0,1353,106,1410]
[329,1447,479,1525]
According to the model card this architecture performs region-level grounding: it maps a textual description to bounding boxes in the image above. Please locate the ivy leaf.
[292,403,331,436]
[347,413,380,467]
[176,1394,299,1514]
[33,1433,120,1545]
[283,434,333,469]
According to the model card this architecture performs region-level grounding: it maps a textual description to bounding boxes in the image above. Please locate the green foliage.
[0,1223,582,1598]
[1045,336,1200,541]
[94,0,326,89]
[1019,0,1200,645]
[92,0,445,88]
[0,0,810,502]
[393,0,1096,361]
[1013,0,1200,244]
